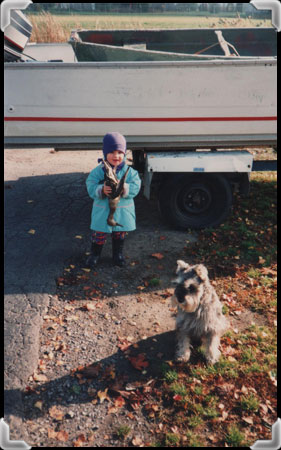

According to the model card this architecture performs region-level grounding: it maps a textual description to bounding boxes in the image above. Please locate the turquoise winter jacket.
[86,163,141,233]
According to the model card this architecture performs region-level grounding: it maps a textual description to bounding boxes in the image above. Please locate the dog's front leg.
[204,333,221,364]
[175,330,192,362]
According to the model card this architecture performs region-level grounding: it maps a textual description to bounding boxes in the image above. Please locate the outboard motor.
[4,9,32,62]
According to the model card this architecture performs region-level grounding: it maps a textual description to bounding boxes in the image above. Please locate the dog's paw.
[175,352,191,363]
[175,356,190,363]
[205,350,221,365]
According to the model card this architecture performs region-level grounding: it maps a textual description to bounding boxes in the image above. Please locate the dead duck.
[103,160,130,227]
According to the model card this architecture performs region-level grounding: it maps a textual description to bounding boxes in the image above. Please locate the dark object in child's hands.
[103,160,129,227]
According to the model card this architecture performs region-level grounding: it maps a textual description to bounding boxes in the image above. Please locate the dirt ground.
[6,148,269,447]
[21,197,200,446]
[21,238,264,447]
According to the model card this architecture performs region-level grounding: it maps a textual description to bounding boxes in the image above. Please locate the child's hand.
[103,183,112,197]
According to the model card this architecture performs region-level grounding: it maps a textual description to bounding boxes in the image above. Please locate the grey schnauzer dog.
[172,260,228,364]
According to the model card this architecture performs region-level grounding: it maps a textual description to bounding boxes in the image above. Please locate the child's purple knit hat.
[102,132,126,159]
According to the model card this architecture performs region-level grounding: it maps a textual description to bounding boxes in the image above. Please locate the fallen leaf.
[117,336,132,351]
[260,403,268,415]
[151,404,159,412]
[130,400,141,410]
[43,314,59,321]
[216,382,235,395]
[28,229,36,234]
[242,416,254,425]
[129,353,149,371]
[38,361,47,371]
[217,411,228,422]
[151,253,164,260]
[49,405,65,421]
[73,434,87,447]
[161,289,174,299]
[81,363,102,378]
[75,235,83,239]
[241,385,248,394]
[260,267,277,276]
[102,364,116,380]
[108,406,118,414]
[132,436,143,446]
[83,303,96,311]
[56,430,69,441]
[115,396,126,408]
[208,434,217,442]
[34,401,43,410]
[97,388,110,403]
[33,373,48,382]
[95,302,103,308]
[65,315,79,321]
[48,428,58,439]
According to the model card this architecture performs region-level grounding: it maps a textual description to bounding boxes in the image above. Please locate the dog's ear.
[194,264,208,281]
[176,260,190,273]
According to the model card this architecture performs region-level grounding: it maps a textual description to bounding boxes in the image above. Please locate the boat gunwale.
[74,26,275,32]
[4,57,277,70]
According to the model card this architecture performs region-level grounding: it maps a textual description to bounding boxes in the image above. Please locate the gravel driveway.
[4,148,196,443]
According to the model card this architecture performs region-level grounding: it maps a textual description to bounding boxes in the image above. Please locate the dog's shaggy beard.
[173,288,227,340]
[174,282,204,313]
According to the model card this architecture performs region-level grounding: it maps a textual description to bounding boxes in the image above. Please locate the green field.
[27,12,272,43]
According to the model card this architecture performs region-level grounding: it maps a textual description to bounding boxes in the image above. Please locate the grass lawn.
[154,169,277,446]
[27,12,272,43]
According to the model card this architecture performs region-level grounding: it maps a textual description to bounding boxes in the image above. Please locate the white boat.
[4,57,277,149]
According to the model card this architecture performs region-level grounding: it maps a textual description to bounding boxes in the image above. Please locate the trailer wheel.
[158,174,232,230]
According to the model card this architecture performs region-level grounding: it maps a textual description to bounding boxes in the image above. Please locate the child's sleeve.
[86,166,105,200]
[122,167,141,199]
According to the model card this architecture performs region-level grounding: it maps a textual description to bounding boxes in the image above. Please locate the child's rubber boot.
[86,243,103,268]
[112,238,125,267]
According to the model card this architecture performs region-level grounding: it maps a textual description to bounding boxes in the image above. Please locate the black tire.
[158,173,233,230]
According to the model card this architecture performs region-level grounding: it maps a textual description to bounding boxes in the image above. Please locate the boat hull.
[4,59,277,149]
[71,27,277,60]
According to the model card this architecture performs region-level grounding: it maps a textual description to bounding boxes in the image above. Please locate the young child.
[86,132,141,267]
